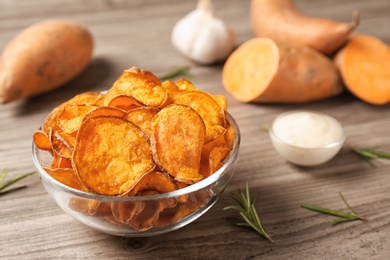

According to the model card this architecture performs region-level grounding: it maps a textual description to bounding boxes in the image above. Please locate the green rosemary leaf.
[224,183,273,242]
[160,66,194,81]
[0,169,36,194]
[302,193,366,224]
[353,147,390,166]
[301,204,354,219]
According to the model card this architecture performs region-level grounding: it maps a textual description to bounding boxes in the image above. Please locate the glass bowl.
[269,110,345,167]
[32,113,240,237]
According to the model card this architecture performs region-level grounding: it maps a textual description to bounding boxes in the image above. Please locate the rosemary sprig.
[301,192,366,224]
[160,66,194,81]
[353,147,390,166]
[224,183,273,242]
[0,168,36,196]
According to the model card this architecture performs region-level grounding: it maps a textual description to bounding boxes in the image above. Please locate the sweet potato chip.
[107,94,144,111]
[174,91,226,143]
[130,191,166,231]
[51,131,73,159]
[224,121,235,148]
[111,200,145,224]
[73,116,155,196]
[204,123,227,143]
[69,198,112,216]
[124,107,159,137]
[103,67,168,108]
[33,130,52,151]
[43,166,86,191]
[66,91,104,106]
[50,153,72,168]
[57,104,97,134]
[151,104,205,183]
[126,171,177,196]
[175,78,199,91]
[161,80,181,105]
[212,94,227,111]
[42,92,103,135]
[209,146,231,174]
[83,106,126,122]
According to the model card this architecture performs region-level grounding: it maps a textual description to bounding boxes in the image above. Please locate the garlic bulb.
[171,0,235,65]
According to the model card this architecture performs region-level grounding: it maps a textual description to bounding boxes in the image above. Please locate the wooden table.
[1,0,390,259]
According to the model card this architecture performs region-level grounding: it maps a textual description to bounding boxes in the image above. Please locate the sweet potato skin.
[222,38,343,103]
[0,19,93,104]
[251,0,359,55]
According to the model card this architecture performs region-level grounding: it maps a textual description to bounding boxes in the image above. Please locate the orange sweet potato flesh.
[0,19,93,103]
[334,35,390,105]
[251,0,359,55]
[222,37,343,103]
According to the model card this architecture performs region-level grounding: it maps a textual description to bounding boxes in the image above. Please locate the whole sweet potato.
[0,19,93,104]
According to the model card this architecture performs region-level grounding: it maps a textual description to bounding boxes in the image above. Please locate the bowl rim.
[269,110,346,151]
[32,112,241,201]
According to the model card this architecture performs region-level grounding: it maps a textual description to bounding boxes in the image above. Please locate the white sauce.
[272,111,343,148]
[270,111,345,166]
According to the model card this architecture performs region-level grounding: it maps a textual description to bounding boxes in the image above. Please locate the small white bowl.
[269,110,346,167]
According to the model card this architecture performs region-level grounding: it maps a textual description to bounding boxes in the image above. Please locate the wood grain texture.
[1,0,390,259]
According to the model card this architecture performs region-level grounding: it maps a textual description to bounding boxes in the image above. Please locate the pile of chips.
[33,67,235,230]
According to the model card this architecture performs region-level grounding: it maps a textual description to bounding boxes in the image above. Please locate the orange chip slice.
[151,104,205,183]
[111,200,145,225]
[126,171,177,196]
[57,104,97,134]
[42,106,63,135]
[42,92,103,135]
[66,91,104,106]
[161,80,181,105]
[69,198,112,216]
[200,134,227,177]
[224,120,235,148]
[209,146,231,174]
[33,130,52,151]
[107,94,144,111]
[205,123,227,143]
[124,107,159,137]
[174,90,226,142]
[175,78,199,91]
[73,116,155,196]
[212,94,227,111]
[130,191,167,231]
[103,67,168,108]
[83,106,126,122]
[50,152,72,168]
[51,131,73,159]
[43,166,86,191]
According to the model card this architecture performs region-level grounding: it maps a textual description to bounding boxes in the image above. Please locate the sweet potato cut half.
[73,116,155,196]
[334,34,390,105]
[151,104,205,183]
[222,37,343,103]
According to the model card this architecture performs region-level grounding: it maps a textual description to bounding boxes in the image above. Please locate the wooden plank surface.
[1,0,390,259]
